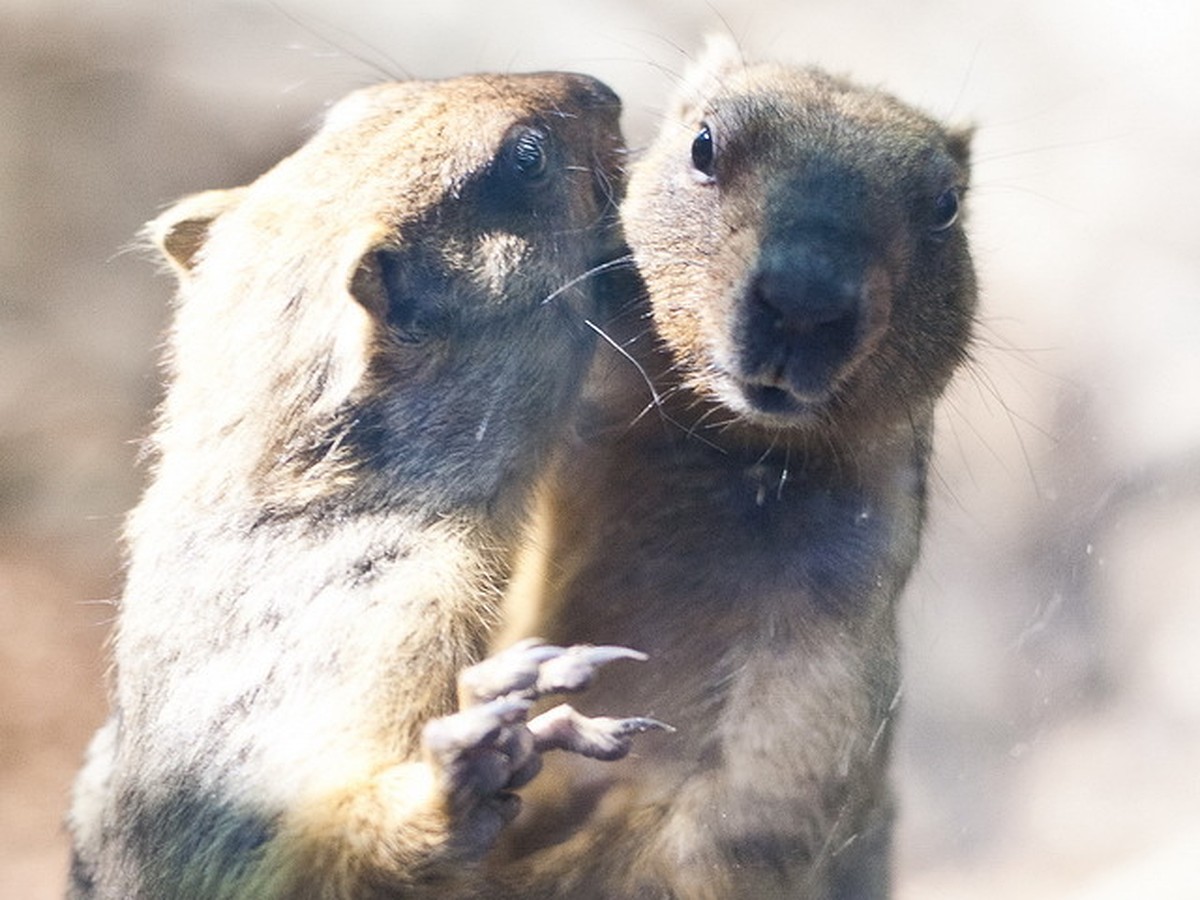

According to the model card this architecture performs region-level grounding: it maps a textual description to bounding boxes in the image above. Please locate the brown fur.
[66,72,626,899]
[492,38,977,898]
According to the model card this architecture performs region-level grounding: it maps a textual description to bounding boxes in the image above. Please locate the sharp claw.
[614,716,674,735]
[567,645,649,666]
[462,642,649,707]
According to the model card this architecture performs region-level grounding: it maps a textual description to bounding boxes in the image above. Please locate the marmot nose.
[750,245,861,334]
[743,243,864,397]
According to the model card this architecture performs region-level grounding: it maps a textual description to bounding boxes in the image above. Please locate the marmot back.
[493,39,977,899]
[67,72,661,899]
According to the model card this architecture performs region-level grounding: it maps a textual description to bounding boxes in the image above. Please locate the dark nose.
[751,241,862,335]
[747,240,863,394]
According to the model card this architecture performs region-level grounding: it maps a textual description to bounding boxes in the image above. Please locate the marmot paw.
[421,640,669,823]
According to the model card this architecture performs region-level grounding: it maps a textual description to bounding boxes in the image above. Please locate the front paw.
[421,640,668,833]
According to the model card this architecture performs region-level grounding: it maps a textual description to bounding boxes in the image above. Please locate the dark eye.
[931,187,961,233]
[510,127,549,181]
[691,123,715,179]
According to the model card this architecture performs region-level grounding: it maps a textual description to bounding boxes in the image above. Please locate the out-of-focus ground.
[2,1,1197,896]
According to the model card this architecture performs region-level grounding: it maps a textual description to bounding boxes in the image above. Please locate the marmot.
[493,38,977,898]
[66,72,660,899]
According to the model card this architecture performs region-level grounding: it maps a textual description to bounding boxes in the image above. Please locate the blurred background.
[2,0,1197,896]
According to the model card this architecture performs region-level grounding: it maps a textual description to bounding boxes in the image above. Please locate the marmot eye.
[931,187,961,233]
[691,123,715,179]
[510,127,549,181]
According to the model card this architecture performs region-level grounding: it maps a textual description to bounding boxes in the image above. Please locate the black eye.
[510,127,548,181]
[691,123,715,179]
[931,187,961,233]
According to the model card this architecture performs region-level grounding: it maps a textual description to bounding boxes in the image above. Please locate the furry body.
[68,72,626,898]
[494,40,977,899]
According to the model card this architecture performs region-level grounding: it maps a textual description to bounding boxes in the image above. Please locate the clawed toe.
[458,640,648,708]
[533,645,648,696]
[427,641,667,824]
[528,705,674,761]
[423,696,532,758]
[457,638,562,706]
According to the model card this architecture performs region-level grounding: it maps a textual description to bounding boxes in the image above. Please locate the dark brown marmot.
[494,37,977,899]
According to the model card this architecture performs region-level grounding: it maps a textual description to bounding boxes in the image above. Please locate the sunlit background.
[2,1,1198,896]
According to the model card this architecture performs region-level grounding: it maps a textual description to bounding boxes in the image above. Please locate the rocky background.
[2,1,1197,896]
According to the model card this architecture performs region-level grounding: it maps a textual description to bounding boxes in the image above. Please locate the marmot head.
[146,73,625,515]
[624,37,976,435]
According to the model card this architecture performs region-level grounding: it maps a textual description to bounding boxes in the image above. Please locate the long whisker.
[583,317,664,411]
[588,324,729,455]
[540,255,635,306]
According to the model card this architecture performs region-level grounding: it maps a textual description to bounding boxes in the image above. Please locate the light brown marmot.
[67,72,659,899]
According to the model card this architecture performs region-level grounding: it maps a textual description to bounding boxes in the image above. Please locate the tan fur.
[492,39,977,898]
[67,72,625,899]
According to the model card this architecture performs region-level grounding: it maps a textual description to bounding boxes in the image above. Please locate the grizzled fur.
[67,72,625,899]
[492,38,977,898]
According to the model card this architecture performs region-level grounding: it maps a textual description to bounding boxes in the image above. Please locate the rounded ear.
[349,246,388,321]
[147,188,245,276]
[946,125,974,174]
[348,243,453,344]
[672,34,745,121]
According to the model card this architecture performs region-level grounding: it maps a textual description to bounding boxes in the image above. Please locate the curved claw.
[506,641,647,671]
[612,716,675,736]
[569,645,649,665]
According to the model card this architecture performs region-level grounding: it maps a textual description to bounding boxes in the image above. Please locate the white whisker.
[583,317,664,410]
[539,254,634,307]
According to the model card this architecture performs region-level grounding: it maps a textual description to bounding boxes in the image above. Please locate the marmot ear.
[349,246,389,321]
[147,188,244,277]
[673,34,745,122]
[945,125,974,174]
[349,245,452,343]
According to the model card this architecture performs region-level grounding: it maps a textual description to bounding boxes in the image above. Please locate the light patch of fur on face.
[446,232,531,304]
